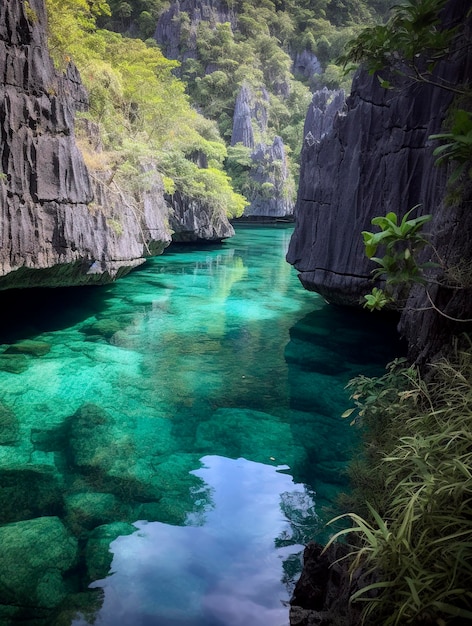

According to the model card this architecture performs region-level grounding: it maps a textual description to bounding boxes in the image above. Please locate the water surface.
[0,226,401,625]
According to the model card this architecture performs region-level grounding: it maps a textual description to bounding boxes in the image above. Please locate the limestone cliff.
[0,0,233,291]
[167,190,235,242]
[154,0,295,220]
[154,0,235,62]
[231,85,294,219]
[287,0,472,361]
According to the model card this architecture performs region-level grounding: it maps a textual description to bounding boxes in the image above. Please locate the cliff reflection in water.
[0,226,401,625]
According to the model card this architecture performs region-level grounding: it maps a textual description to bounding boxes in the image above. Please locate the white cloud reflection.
[77,455,313,626]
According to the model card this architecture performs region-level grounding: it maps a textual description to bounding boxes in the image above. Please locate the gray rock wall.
[155,0,235,62]
[0,0,234,291]
[292,50,322,83]
[286,0,472,357]
[0,0,173,289]
[167,191,235,242]
[231,84,294,219]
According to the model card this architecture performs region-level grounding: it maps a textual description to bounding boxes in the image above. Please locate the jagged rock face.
[167,191,235,242]
[248,136,294,218]
[155,0,234,62]
[303,87,346,144]
[290,542,369,626]
[292,50,322,83]
[0,0,174,290]
[287,19,462,304]
[231,84,259,150]
[0,0,235,291]
[287,0,472,360]
[232,84,294,219]
[286,74,449,305]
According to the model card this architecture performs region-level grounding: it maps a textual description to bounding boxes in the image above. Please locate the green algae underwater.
[0,226,401,626]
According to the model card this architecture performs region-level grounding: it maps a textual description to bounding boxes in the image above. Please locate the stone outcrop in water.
[0,0,170,288]
[290,542,370,626]
[287,0,472,361]
[0,0,233,291]
[167,190,235,242]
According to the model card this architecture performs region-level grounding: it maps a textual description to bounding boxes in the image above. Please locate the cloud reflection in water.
[77,455,314,626]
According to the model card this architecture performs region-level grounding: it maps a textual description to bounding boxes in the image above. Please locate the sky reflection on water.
[78,455,309,626]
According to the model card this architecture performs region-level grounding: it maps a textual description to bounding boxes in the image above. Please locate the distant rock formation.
[231,84,261,150]
[154,0,235,63]
[167,191,235,242]
[292,50,322,83]
[286,0,472,360]
[231,84,294,219]
[155,1,295,219]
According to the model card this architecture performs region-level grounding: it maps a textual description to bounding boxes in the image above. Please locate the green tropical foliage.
[99,0,394,174]
[332,348,472,624]
[430,109,472,184]
[361,209,433,310]
[42,0,400,219]
[339,0,454,76]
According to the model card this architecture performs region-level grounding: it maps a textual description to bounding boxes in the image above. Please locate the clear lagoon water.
[0,225,401,626]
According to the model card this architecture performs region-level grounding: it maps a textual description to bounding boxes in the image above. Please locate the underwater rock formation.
[0,517,78,611]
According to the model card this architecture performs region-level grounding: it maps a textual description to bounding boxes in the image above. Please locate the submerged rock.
[65,492,125,534]
[195,407,303,467]
[81,318,124,340]
[0,467,64,524]
[0,353,28,374]
[0,402,19,445]
[0,516,78,610]
[4,339,51,356]
[85,522,136,582]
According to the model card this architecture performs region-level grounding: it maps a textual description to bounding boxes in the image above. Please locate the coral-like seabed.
[0,226,400,625]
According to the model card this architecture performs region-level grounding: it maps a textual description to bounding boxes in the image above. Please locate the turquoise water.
[0,226,401,626]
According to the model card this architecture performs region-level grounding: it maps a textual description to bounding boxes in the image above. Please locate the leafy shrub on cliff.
[331,346,472,624]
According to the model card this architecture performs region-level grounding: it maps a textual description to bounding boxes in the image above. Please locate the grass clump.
[330,343,472,625]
